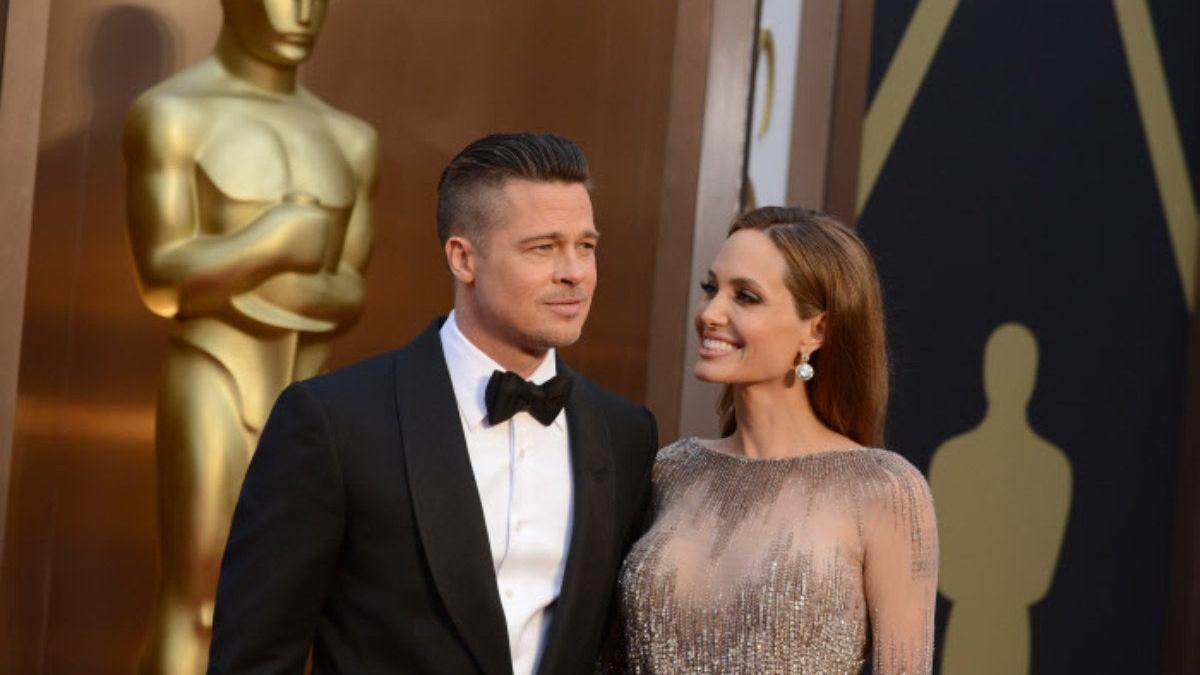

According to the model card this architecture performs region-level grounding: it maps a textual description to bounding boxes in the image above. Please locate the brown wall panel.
[1165,245,1200,674]
[0,0,53,590]
[0,1,679,671]
[0,0,9,88]
[824,0,872,226]
[644,0,714,443]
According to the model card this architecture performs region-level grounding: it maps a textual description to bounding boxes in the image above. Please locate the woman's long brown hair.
[717,207,889,447]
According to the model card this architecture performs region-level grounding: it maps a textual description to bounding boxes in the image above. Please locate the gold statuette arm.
[247,263,363,329]
[336,119,379,275]
[240,122,379,330]
[308,120,378,327]
[124,95,330,319]
[322,117,379,327]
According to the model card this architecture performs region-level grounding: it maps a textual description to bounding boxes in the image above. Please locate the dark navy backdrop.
[859,2,1196,672]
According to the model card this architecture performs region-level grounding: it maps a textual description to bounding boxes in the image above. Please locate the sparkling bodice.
[605,438,938,674]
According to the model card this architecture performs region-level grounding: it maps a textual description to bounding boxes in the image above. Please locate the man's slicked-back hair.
[436,132,592,245]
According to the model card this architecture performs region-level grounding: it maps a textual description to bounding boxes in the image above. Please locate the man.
[208,133,658,674]
[124,0,376,670]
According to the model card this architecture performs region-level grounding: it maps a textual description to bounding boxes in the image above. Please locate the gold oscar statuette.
[931,323,1073,675]
[123,1,379,671]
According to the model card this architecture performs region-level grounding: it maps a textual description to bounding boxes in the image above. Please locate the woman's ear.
[800,312,828,355]
[445,236,476,284]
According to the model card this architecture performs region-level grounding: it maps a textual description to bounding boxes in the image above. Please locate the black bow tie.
[485,370,573,426]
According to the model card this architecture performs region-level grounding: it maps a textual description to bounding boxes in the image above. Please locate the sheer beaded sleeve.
[862,454,939,674]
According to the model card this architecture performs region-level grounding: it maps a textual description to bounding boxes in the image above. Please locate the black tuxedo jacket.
[208,319,657,674]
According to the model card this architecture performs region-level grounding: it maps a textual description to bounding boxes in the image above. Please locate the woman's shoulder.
[850,448,936,528]
[654,436,702,463]
[650,437,726,481]
[847,448,932,493]
[855,447,928,478]
[654,436,743,464]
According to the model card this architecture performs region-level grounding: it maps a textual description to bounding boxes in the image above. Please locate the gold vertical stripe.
[856,0,961,215]
[1113,0,1198,311]
[756,29,776,139]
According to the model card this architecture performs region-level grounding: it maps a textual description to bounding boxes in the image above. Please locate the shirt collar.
[439,311,564,432]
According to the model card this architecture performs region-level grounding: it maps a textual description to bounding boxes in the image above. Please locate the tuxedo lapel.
[395,320,511,675]
[536,363,617,675]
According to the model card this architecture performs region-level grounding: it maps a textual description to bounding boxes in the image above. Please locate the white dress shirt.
[439,312,574,675]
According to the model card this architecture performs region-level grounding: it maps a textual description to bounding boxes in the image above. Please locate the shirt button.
[504,589,514,599]
[514,520,524,532]
[518,448,527,460]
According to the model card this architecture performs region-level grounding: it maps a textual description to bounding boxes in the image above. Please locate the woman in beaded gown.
[606,207,938,674]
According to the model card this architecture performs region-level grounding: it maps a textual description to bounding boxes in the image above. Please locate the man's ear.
[445,236,477,285]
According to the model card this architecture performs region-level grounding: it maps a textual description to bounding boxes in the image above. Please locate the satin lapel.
[396,320,511,675]
[536,363,616,675]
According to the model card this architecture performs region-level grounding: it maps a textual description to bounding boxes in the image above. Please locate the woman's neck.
[728,379,848,459]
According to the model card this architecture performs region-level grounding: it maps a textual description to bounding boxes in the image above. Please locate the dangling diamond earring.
[795,353,814,381]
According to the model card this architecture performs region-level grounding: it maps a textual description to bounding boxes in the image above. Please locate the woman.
[610,207,937,673]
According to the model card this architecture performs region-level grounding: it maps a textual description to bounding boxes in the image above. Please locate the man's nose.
[555,250,590,286]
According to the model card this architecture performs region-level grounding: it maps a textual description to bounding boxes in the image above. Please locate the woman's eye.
[735,290,761,304]
[700,281,717,297]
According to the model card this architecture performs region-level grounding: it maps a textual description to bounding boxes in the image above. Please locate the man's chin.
[526,324,585,351]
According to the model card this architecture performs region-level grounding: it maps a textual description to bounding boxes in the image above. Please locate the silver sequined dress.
[605,438,938,674]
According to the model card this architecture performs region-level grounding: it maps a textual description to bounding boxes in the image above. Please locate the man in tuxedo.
[207,133,658,674]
